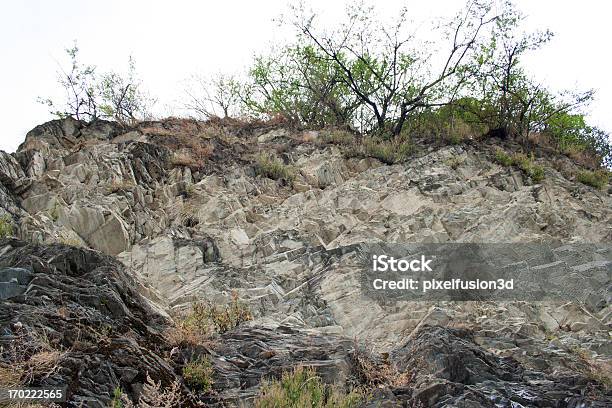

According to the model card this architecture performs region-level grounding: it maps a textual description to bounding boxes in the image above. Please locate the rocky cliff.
[0,117,610,407]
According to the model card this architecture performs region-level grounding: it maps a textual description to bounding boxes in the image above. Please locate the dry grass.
[115,374,184,408]
[140,115,291,141]
[351,343,413,388]
[167,292,252,347]
[0,330,64,392]
[444,119,476,145]
[317,129,355,146]
[183,356,214,393]
[170,143,214,169]
[254,153,296,185]
[346,137,414,164]
[255,366,365,408]
[0,362,24,388]
[527,131,602,169]
[577,170,609,190]
[21,350,64,383]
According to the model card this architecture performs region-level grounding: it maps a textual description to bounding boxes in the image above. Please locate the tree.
[242,45,360,127]
[288,0,499,136]
[468,3,593,140]
[39,44,99,121]
[40,43,155,124]
[98,57,156,125]
[184,73,243,119]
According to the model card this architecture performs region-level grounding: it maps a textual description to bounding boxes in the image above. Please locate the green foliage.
[255,153,296,185]
[110,387,123,408]
[495,150,544,182]
[444,156,466,170]
[577,170,609,190]
[243,45,358,127]
[0,215,14,238]
[401,104,484,143]
[545,112,612,167]
[183,356,214,393]
[255,366,365,408]
[513,153,545,183]
[495,149,513,166]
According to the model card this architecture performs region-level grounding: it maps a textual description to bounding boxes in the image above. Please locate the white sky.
[1,0,610,152]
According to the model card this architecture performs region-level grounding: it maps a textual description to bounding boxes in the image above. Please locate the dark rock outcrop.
[393,326,611,407]
[0,239,178,407]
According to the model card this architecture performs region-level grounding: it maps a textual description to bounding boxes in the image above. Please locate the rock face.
[0,239,176,407]
[0,117,611,406]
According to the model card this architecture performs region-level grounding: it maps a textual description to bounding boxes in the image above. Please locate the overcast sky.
[1,0,610,152]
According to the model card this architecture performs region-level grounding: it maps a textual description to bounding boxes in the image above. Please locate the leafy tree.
[288,0,499,136]
[468,3,593,140]
[242,45,360,127]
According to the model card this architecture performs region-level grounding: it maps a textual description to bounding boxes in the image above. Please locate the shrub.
[255,366,365,408]
[494,149,513,167]
[577,170,609,190]
[199,291,253,334]
[351,343,413,388]
[255,153,296,185]
[137,374,183,407]
[495,150,545,183]
[444,156,465,170]
[318,130,354,146]
[39,44,155,124]
[170,292,253,346]
[349,137,414,164]
[511,153,545,183]
[110,387,124,408]
[0,215,14,238]
[183,356,214,393]
[171,142,214,169]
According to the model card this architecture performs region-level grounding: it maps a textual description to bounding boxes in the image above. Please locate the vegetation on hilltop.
[40,0,611,169]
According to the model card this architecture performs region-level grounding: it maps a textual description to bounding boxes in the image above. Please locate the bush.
[444,156,466,170]
[318,129,354,146]
[511,153,545,183]
[39,44,155,124]
[183,356,214,393]
[255,366,365,408]
[494,149,514,167]
[495,150,545,183]
[255,153,296,185]
[0,215,14,238]
[577,170,609,190]
[110,387,124,408]
[348,137,413,164]
[167,293,252,347]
